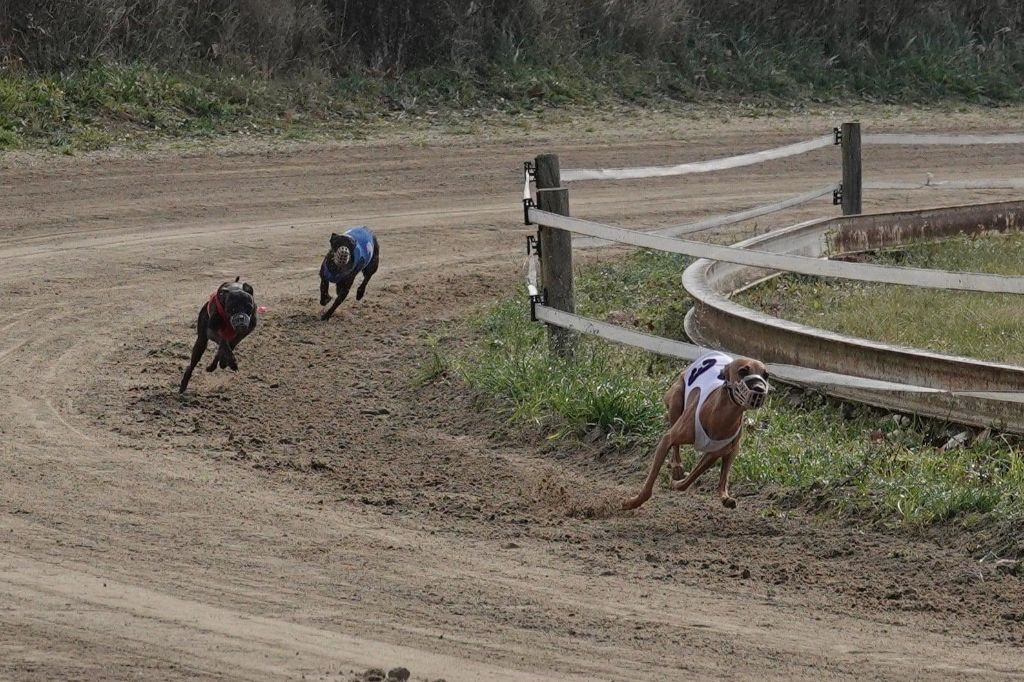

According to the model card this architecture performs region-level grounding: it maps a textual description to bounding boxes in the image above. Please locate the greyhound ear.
[242,283,254,295]
[234,276,240,282]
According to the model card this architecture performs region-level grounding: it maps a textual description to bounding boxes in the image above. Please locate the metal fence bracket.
[529,290,546,321]
[526,233,541,257]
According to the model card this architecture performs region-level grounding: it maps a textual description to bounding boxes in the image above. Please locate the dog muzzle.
[333,249,351,268]
[230,313,251,331]
[730,375,769,409]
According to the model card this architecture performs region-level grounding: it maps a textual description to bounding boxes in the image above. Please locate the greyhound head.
[219,278,256,331]
[329,232,353,269]
[720,357,770,409]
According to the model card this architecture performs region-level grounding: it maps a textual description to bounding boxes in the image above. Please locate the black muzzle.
[230,312,251,331]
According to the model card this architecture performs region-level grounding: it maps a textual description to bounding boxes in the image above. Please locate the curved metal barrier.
[524,127,1024,432]
[682,200,1024,432]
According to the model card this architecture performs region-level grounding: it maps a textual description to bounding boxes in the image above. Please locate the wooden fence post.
[534,153,575,356]
[841,121,863,215]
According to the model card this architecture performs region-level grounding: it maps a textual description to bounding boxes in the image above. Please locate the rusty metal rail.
[683,200,1024,433]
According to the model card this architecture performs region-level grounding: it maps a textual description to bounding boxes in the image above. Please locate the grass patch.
[0,63,370,151]
[457,296,666,443]
[0,59,682,151]
[447,249,1024,561]
[737,233,1024,365]
[451,250,696,442]
[414,337,451,388]
[579,251,694,340]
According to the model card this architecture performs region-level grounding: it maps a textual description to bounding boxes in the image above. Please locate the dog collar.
[208,292,238,341]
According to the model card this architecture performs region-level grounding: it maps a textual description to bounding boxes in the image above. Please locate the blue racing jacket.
[322,226,375,283]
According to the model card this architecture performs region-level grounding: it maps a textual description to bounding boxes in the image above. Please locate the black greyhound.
[180,278,258,393]
[319,226,380,321]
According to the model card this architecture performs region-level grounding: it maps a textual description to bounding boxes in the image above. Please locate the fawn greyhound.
[622,351,769,510]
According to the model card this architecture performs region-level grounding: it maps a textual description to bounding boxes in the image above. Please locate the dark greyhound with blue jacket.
[319,226,380,321]
[179,278,258,393]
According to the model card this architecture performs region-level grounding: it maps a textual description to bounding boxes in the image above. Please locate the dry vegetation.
[4,0,1022,85]
[1,1,1022,149]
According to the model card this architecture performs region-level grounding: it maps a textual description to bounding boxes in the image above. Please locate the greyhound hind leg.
[670,445,686,481]
[356,270,374,301]
[356,239,380,301]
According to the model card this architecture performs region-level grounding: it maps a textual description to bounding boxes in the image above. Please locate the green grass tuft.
[456,297,666,442]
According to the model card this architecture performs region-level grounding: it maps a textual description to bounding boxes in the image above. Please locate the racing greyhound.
[319,226,380,321]
[622,351,770,510]
[179,278,258,393]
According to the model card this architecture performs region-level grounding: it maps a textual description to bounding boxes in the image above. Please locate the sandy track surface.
[3,110,1024,680]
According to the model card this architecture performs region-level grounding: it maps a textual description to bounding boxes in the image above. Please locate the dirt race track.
[3,109,1024,681]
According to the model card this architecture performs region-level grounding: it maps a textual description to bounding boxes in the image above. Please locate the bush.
[2,1,1021,101]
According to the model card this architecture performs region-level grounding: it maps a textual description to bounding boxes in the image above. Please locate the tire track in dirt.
[1,549,570,682]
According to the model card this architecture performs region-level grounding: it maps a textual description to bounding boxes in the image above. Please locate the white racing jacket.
[681,351,741,453]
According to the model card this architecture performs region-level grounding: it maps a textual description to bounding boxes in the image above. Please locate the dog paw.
[721,496,737,509]
[356,289,366,301]
[320,312,331,321]
[621,496,647,511]
[320,297,331,306]
[671,466,687,481]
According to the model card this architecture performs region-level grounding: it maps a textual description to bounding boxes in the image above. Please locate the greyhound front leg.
[219,340,238,370]
[180,335,208,393]
[717,444,740,508]
[622,433,674,510]
[320,282,351,321]
[319,276,332,306]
